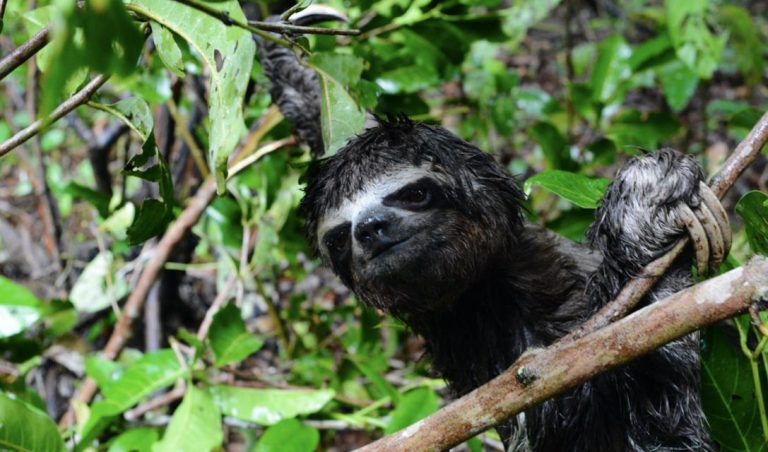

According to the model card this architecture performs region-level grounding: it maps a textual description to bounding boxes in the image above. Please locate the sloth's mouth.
[369,236,412,260]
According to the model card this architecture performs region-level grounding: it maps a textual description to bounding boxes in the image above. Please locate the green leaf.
[606,110,680,150]
[69,251,130,313]
[41,0,142,114]
[701,325,767,451]
[501,0,563,48]
[128,0,255,192]
[735,191,768,255]
[0,277,42,338]
[656,60,699,112]
[96,350,187,413]
[90,98,154,142]
[209,304,264,367]
[150,21,185,77]
[306,53,366,157]
[253,419,319,452]
[108,428,159,452]
[665,0,726,79]
[719,5,765,86]
[123,133,175,245]
[385,387,440,434]
[209,385,334,425]
[0,391,66,452]
[528,122,576,171]
[155,386,222,452]
[524,170,611,209]
[590,35,632,104]
[63,182,111,218]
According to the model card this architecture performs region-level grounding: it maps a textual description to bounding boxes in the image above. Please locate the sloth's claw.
[694,201,725,272]
[677,204,710,274]
[699,182,731,255]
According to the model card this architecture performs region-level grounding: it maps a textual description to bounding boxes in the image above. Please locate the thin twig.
[0,74,110,158]
[568,111,768,341]
[197,273,238,341]
[247,20,360,36]
[0,27,50,81]
[124,384,186,421]
[361,257,768,451]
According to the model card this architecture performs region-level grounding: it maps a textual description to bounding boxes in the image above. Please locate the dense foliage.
[0,0,767,450]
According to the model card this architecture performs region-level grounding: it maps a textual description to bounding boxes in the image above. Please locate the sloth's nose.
[354,214,398,257]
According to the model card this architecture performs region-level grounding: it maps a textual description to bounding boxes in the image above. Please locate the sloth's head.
[301,119,524,315]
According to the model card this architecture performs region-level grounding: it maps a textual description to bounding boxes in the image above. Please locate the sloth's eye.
[386,178,437,210]
[324,224,350,253]
[399,186,427,204]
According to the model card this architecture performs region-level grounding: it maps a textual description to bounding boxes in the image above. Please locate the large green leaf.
[92,350,187,412]
[590,35,633,104]
[0,391,66,452]
[665,0,726,79]
[656,60,699,112]
[41,0,142,114]
[384,387,440,434]
[524,170,611,209]
[208,304,264,367]
[735,191,768,256]
[253,419,319,452]
[128,0,255,192]
[0,277,42,338]
[155,386,222,452]
[306,53,366,157]
[701,325,767,451]
[209,385,334,425]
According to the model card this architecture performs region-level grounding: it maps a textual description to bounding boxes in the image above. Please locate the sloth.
[300,117,730,451]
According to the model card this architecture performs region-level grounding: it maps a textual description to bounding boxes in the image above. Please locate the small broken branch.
[570,111,768,340]
[0,74,110,158]
[361,257,768,451]
[0,27,50,81]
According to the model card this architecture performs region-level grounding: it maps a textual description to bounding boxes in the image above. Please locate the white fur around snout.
[316,165,436,257]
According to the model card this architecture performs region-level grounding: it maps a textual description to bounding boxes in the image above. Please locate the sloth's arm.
[585,148,731,309]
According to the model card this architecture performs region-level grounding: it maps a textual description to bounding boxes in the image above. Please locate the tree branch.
[0,74,109,158]
[569,111,768,341]
[361,256,768,451]
[0,27,50,81]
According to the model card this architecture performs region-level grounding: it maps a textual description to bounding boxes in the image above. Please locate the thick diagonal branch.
[360,257,768,451]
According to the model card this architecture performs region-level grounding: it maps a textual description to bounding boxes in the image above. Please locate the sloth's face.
[315,165,491,314]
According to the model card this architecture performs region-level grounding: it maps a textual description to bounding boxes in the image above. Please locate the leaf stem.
[750,359,768,442]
